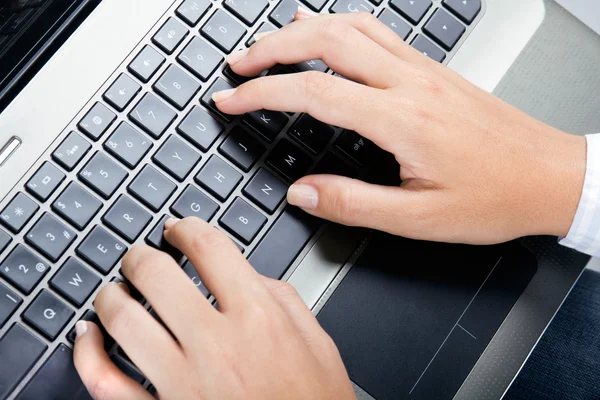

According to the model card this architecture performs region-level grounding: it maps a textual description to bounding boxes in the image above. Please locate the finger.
[73,321,155,400]
[121,245,219,345]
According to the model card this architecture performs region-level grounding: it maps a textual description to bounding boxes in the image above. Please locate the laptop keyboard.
[0,0,482,397]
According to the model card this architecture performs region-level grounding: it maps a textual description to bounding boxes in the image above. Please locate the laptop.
[0,0,594,399]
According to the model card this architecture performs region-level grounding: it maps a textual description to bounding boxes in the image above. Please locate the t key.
[128,165,177,212]
[25,213,77,262]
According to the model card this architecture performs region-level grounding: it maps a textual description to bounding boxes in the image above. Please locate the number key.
[52,182,102,231]
[153,64,201,110]
[79,152,129,199]
[177,37,223,81]
[103,122,153,169]
[25,213,77,262]
[129,93,177,139]
[0,245,50,295]
[224,0,268,26]
[201,9,247,54]
[176,0,211,26]
[152,18,189,54]
[0,192,39,234]
[25,162,66,202]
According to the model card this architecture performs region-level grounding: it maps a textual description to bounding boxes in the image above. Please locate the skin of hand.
[214,8,587,245]
[73,218,356,400]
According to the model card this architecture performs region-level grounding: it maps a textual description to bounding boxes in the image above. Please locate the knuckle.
[269,280,300,300]
[102,298,133,338]
[87,375,112,400]
[329,183,362,224]
[191,228,232,254]
[319,18,349,42]
[302,71,333,100]
[353,11,378,27]
[413,70,444,93]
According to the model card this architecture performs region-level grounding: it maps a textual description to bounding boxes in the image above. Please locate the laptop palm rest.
[317,232,537,400]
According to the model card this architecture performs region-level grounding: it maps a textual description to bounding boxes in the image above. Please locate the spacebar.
[249,207,322,280]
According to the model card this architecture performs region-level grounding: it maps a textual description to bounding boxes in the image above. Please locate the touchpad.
[316,233,537,400]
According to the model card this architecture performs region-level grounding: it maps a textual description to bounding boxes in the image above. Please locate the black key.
[111,356,145,384]
[110,276,144,303]
[223,64,259,84]
[423,8,465,50]
[292,59,328,73]
[23,290,75,340]
[177,37,224,81]
[0,245,49,295]
[177,106,224,151]
[15,344,92,400]
[195,155,242,202]
[266,139,313,181]
[103,196,152,243]
[152,17,188,54]
[301,0,328,12]
[378,9,412,40]
[129,93,177,139]
[182,260,210,297]
[288,114,335,154]
[443,0,480,24]
[219,127,266,172]
[153,135,201,181]
[79,152,128,199]
[52,131,92,171]
[52,183,102,231]
[25,162,65,202]
[103,74,141,112]
[389,0,432,24]
[246,22,276,46]
[67,310,114,349]
[49,258,101,308]
[249,207,321,279]
[269,0,299,27]
[411,34,446,62]
[3,8,33,33]
[128,45,165,83]
[78,103,116,141]
[313,152,358,178]
[177,0,211,26]
[219,198,267,245]
[201,78,236,122]
[145,215,182,260]
[243,110,289,142]
[77,226,127,274]
[243,168,288,214]
[128,165,177,212]
[104,122,153,169]
[224,0,268,26]
[0,192,38,234]
[0,324,47,400]
[330,0,373,14]
[370,0,383,5]
[335,130,376,166]
[0,283,22,328]
[153,64,201,110]
[0,229,10,254]
[171,184,220,221]
[25,213,77,262]
[201,9,247,53]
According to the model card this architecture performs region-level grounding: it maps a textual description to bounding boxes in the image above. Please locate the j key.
[243,168,288,214]
[23,290,75,340]
[103,195,152,243]
[266,139,313,182]
[78,102,116,141]
[269,0,300,27]
[243,110,289,142]
[301,0,328,12]
[128,45,166,83]
[0,192,38,234]
[423,8,465,50]
[152,17,189,55]
[330,0,373,14]
[0,283,22,328]
[52,183,102,231]
[247,22,276,46]
[335,130,376,167]
[0,324,46,400]
[177,37,224,81]
[77,226,126,274]
[25,213,77,262]
[219,198,267,245]
[249,207,321,279]
[0,245,49,294]
[0,229,10,254]
[201,9,247,53]
[378,9,412,40]
[25,162,65,202]
[146,215,182,260]
[171,184,220,221]
[79,152,128,199]
[129,93,177,139]
[182,260,210,297]
[389,0,432,24]
[177,106,224,151]
[67,310,114,349]
[52,131,92,171]
[411,34,446,62]
[49,258,101,307]
[292,59,328,73]
[153,135,201,181]
[224,0,268,26]
[443,0,480,24]
[195,155,242,202]
[201,78,236,122]
[289,114,335,154]
[128,165,177,212]
[104,122,153,169]
[15,344,92,400]
[153,64,201,110]
[219,127,266,172]
[313,152,358,178]
[176,0,211,26]
[103,74,141,112]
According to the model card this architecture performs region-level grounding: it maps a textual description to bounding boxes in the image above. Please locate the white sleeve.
[560,134,600,256]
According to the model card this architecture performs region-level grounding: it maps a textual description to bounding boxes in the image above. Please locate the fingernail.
[253,31,274,42]
[226,48,249,65]
[212,88,237,103]
[287,184,319,210]
[164,217,180,230]
[75,321,88,339]
[296,6,317,20]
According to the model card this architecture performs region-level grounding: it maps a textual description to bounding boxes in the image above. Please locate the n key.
[243,169,288,214]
